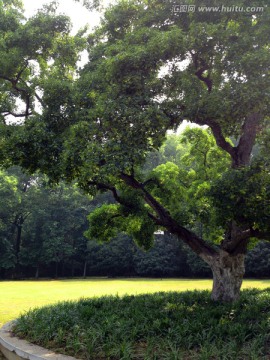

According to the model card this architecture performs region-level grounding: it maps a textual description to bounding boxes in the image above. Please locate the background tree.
[18,180,92,278]
[0,169,18,273]
[134,232,188,277]
[0,0,269,301]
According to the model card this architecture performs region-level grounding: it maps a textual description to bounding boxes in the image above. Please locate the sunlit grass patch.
[0,278,212,327]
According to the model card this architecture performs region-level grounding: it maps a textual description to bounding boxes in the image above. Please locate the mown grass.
[1,278,270,328]
[13,289,270,360]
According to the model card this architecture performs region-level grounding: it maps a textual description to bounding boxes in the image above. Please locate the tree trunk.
[71,260,75,278]
[62,261,65,277]
[210,251,245,302]
[55,262,59,278]
[83,261,87,278]
[35,265,39,279]
[120,172,249,303]
[13,224,22,279]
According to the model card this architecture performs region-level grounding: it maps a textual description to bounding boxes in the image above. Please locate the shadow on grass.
[13,288,270,359]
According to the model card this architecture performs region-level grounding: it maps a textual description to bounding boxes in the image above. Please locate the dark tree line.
[0,166,92,278]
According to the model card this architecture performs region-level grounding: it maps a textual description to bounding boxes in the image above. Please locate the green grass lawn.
[1,278,270,328]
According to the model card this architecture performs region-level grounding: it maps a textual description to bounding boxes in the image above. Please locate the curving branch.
[235,113,262,167]
[221,221,251,255]
[120,172,218,259]
[34,91,46,108]
[203,119,237,161]
[199,114,262,169]
[250,228,270,241]
[191,52,213,93]
[3,111,32,118]
[87,181,123,205]
[195,66,212,93]
[0,65,32,118]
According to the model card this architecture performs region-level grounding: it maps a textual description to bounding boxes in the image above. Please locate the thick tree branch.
[142,178,159,188]
[203,119,237,161]
[87,175,218,259]
[120,172,170,221]
[87,181,123,205]
[34,91,46,108]
[250,228,270,241]
[221,226,251,255]
[195,67,212,93]
[3,111,32,118]
[20,78,46,109]
[221,220,270,255]
[191,52,213,93]
[234,113,262,167]
[0,74,31,117]
[120,172,218,259]
[87,180,161,226]
[202,113,262,168]
[15,62,29,83]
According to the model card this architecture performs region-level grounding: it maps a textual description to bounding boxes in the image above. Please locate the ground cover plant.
[13,289,270,360]
[1,278,270,328]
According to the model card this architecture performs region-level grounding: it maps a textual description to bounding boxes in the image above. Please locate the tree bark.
[234,113,261,168]
[83,261,87,278]
[55,262,59,279]
[209,250,245,302]
[71,260,75,278]
[13,222,23,279]
[202,113,261,169]
[35,265,39,279]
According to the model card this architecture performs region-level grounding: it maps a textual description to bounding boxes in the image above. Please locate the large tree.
[1,0,270,301]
